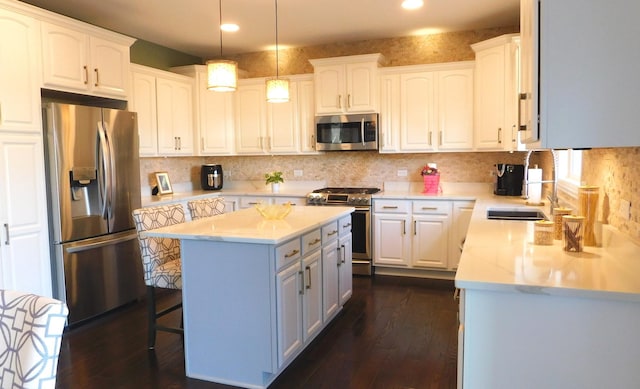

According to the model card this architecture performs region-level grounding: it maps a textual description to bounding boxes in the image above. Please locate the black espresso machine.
[201,164,223,190]
[494,164,524,196]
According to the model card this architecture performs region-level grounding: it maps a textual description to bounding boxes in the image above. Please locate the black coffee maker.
[494,164,524,196]
[201,164,223,190]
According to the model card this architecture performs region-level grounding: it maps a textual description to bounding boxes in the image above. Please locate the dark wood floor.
[56,275,458,389]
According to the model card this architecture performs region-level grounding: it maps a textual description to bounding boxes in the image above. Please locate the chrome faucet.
[523,149,559,214]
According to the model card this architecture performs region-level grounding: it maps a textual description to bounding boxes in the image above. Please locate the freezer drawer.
[57,230,145,324]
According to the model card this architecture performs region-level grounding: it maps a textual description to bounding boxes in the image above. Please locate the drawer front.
[373,200,410,213]
[322,221,339,243]
[275,238,301,270]
[338,215,352,237]
[302,229,322,255]
[239,196,272,209]
[412,200,451,214]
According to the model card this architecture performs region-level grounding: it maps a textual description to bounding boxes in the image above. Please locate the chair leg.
[147,286,156,350]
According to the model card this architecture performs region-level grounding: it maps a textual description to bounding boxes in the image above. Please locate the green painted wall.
[130,40,202,70]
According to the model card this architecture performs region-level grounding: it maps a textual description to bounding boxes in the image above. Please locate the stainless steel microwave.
[315,113,379,151]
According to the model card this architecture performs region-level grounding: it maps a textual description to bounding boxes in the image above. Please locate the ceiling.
[20,0,520,59]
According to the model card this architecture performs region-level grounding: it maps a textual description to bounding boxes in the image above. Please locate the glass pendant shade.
[266,77,290,103]
[206,60,238,92]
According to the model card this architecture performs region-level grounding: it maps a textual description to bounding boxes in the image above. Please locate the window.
[556,149,583,198]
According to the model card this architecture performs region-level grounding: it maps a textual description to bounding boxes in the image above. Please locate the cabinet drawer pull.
[308,238,321,246]
[421,207,438,211]
[342,222,352,228]
[3,223,9,245]
[382,206,398,209]
[305,266,312,289]
[327,230,338,236]
[284,249,300,258]
[94,68,100,87]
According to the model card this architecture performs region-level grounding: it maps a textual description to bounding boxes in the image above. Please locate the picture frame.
[155,172,173,195]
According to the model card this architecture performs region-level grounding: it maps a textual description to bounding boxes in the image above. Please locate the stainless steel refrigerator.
[43,102,145,325]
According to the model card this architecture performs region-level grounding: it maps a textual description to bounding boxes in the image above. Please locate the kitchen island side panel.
[181,240,277,388]
[463,289,640,388]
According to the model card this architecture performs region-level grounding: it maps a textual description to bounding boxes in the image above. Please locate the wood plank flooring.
[56,275,458,389]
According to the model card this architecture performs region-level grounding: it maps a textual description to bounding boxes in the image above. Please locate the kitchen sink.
[486,207,548,221]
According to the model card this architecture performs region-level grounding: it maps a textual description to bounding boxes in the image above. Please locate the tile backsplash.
[140,151,529,191]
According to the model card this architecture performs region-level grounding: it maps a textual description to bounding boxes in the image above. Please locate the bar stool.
[187,197,225,220]
[132,204,185,349]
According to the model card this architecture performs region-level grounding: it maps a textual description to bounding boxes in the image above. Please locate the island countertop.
[141,205,355,245]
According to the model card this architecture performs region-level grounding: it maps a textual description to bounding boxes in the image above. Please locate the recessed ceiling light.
[402,0,424,10]
[221,23,239,32]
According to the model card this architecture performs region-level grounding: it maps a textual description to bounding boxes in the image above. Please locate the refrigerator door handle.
[97,120,115,231]
[65,232,137,253]
[100,120,117,232]
[96,121,109,221]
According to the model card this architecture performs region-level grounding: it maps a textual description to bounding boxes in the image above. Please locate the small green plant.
[264,171,284,185]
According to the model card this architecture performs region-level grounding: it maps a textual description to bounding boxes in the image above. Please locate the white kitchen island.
[455,198,640,389]
[143,205,355,388]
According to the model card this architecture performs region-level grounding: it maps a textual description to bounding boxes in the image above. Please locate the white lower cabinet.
[337,220,353,305]
[276,221,349,369]
[450,201,474,269]
[0,133,52,296]
[373,199,474,272]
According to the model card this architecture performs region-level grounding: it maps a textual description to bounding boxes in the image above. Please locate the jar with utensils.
[578,186,599,246]
[553,207,572,240]
[563,215,585,252]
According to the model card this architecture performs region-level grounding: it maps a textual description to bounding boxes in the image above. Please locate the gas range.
[306,187,380,207]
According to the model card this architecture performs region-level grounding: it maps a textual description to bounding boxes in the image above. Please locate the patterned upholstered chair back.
[187,197,225,220]
[132,204,185,289]
[0,290,68,389]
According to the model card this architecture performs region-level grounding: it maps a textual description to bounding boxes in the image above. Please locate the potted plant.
[264,171,284,193]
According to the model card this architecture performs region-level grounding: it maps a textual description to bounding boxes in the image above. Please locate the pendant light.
[207,0,238,92]
[266,0,289,103]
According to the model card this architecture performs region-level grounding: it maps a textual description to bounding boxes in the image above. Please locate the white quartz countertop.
[455,195,640,302]
[142,205,354,245]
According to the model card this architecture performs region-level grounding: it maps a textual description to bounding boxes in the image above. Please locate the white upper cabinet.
[0,8,41,133]
[472,34,522,151]
[171,65,235,156]
[310,54,384,115]
[520,0,640,148]
[130,64,194,157]
[380,62,474,153]
[41,21,133,99]
[235,75,315,155]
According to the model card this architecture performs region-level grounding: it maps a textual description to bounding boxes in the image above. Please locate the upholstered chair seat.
[132,204,186,349]
[187,197,225,220]
[0,289,68,389]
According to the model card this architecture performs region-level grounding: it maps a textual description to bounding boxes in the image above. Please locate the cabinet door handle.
[347,94,351,109]
[428,131,432,146]
[336,245,341,266]
[94,68,100,87]
[439,131,443,146]
[403,220,406,235]
[337,95,342,109]
[83,66,89,85]
[327,230,338,236]
[498,127,502,144]
[285,249,300,258]
[3,223,9,245]
[299,270,304,295]
[341,244,346,264]
[511,124,517,143]
[414,220,417,235]
[518,93,527,131]
[308,238,321,246]
[178,136,182,150]
[305,266,312,289]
